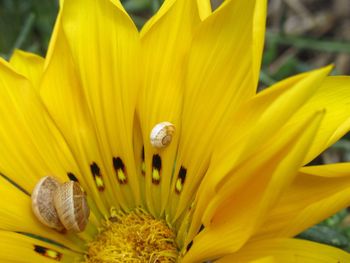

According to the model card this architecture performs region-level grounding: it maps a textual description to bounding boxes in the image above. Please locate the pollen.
[84,209,179,263]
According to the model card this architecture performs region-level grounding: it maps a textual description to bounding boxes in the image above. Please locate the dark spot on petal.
[186,241,193,252]
[113,157,125,171]
[90,162,105,191]
[152,154,162,170]
[175,166,187,194]
[152,154,161,184]
[34,245,62,261]
[67,172,78,182]
[141,146,145,160]
[141,146,145,176]
[90,162,100,175]
[113,157,127,184]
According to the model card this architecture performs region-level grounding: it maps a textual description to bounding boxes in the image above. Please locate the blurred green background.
[0,0,58,58]
[1,0,350,252]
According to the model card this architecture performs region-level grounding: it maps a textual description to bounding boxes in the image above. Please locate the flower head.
[1,0,350,262]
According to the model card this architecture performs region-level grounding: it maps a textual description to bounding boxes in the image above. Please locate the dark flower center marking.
[175,166,187,194]
[34,245,62,261]
[141,146,145,176]
[186,240,193,252]
[67,172,78,182]
[152,154,161,184]
[90,162,105,191]
[113,157,127,184]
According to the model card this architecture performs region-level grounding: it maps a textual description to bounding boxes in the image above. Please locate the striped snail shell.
[53,181,90,232]
[31,177,89,233]
[150,122,175,148]
[31,176,64,231]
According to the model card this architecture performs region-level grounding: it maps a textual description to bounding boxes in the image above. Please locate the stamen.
[152,154,162,184]
[175,166,187,194]
[112,157,127,184]
[85,209,178,263]
[90,163,105,191]
[34,245,62,261]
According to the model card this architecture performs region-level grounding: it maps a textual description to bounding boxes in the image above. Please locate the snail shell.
[150,122,175,148]
[31,176,64,231]
[53,181,90,232]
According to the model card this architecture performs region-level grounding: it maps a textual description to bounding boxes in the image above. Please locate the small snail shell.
[53,181,90,232]
[31,176,64,231]
[150,122,175,148]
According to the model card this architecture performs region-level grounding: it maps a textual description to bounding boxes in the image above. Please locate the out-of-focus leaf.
[297,225,349,249]
[123,0,150,13]
[323,209,348,227]
[262,40,278,67]
[31,0,58,53]
[270,57,299,81]
[266,31,350,54]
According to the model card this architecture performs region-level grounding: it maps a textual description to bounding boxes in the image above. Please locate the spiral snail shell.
[31,176,89,233]
[150,122,175,148]
[31,176,64,231]
[54,181,90,232]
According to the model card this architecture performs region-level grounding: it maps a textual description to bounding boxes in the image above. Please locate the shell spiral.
[31,176,64,231]
[150,122,175,148]
[31,176,90,233]
[53,181,90,232]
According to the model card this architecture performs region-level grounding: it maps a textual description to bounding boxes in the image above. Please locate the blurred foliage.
[0,0,58,59]
[297,209,350,252]
[260,0,350,87]
[122,0,163,28]
[0,0,164,59]
[1,0,350,253]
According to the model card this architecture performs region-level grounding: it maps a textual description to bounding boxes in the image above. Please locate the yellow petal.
[301,162,350,177]
[59,0,141,208]
[252,0,267,85]
[0,58,78,197]
[9,49,44,89]
[140,0,175,36]
[0,231,81,263]
[42,15,110,217]
[138,0,200,216]
[196,0,212,20]
[196,0,267,81]
[0,58,98,238]
[167,0,260,221]
[248,257,276,263]
[172,68,330,234]
[219,256,276,263]
[181,110,324,262]
[0,176,84,251]
[212,67,331,175]
[217,238,350,262]
[254,163,350,240]
[289,76,350,164]
[41,4,135,214]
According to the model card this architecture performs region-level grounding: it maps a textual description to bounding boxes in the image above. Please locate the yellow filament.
[84,209,178,262]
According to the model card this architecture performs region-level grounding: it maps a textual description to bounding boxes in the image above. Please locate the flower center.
[84,209,179,262]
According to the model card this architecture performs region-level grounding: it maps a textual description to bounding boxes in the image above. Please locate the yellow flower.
[1,0,350,262]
